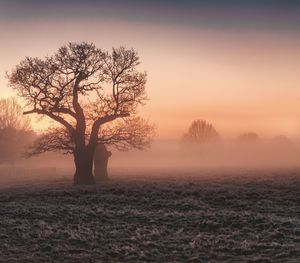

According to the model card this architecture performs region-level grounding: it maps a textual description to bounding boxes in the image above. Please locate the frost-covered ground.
[0,172,299,262]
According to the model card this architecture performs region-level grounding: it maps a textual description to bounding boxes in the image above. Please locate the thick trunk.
[73,147,95,185]
[93,143,111,182]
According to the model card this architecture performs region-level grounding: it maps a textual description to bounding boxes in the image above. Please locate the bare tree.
[182,119,220,144]
[0,98,34,169]
[0,97,31,131]
[8,42,154,185]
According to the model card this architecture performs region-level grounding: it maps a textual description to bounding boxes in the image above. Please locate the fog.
[110,139,300,174]
[0,138,299,186]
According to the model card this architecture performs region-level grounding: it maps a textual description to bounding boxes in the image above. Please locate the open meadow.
[0,170,299,262]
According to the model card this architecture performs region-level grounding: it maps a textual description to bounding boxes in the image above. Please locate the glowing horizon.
[1,0,300,139]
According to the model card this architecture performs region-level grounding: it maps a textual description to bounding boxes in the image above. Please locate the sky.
[0,0,300,139]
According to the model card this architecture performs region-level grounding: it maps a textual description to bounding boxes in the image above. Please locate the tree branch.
[88,113,130,147]
[24,109,75,134]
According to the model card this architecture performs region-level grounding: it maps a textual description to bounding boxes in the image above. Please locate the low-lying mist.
[110,139,300,173]
[1,138,299,186]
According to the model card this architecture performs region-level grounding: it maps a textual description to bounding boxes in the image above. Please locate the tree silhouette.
[0,98,34,169]
[8,42,154,185]
[182,119,219,144]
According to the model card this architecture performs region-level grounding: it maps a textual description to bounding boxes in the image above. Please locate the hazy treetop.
[182,119,219,144]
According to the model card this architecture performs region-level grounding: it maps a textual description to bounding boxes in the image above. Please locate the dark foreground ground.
[0,171,299,262]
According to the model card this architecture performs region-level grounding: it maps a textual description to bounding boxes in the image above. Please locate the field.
[0,170,299,262]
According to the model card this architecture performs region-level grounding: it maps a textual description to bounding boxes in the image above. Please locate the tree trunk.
[73,147,95,185]
[93,143,112,182]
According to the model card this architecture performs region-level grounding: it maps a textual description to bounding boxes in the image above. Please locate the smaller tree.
[182,119,220,144]
[93,143,111,181]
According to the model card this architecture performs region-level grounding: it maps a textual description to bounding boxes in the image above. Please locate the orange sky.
[1,5,300,139]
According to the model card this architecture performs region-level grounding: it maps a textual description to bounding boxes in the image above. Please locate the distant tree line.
[182,119,288,144]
